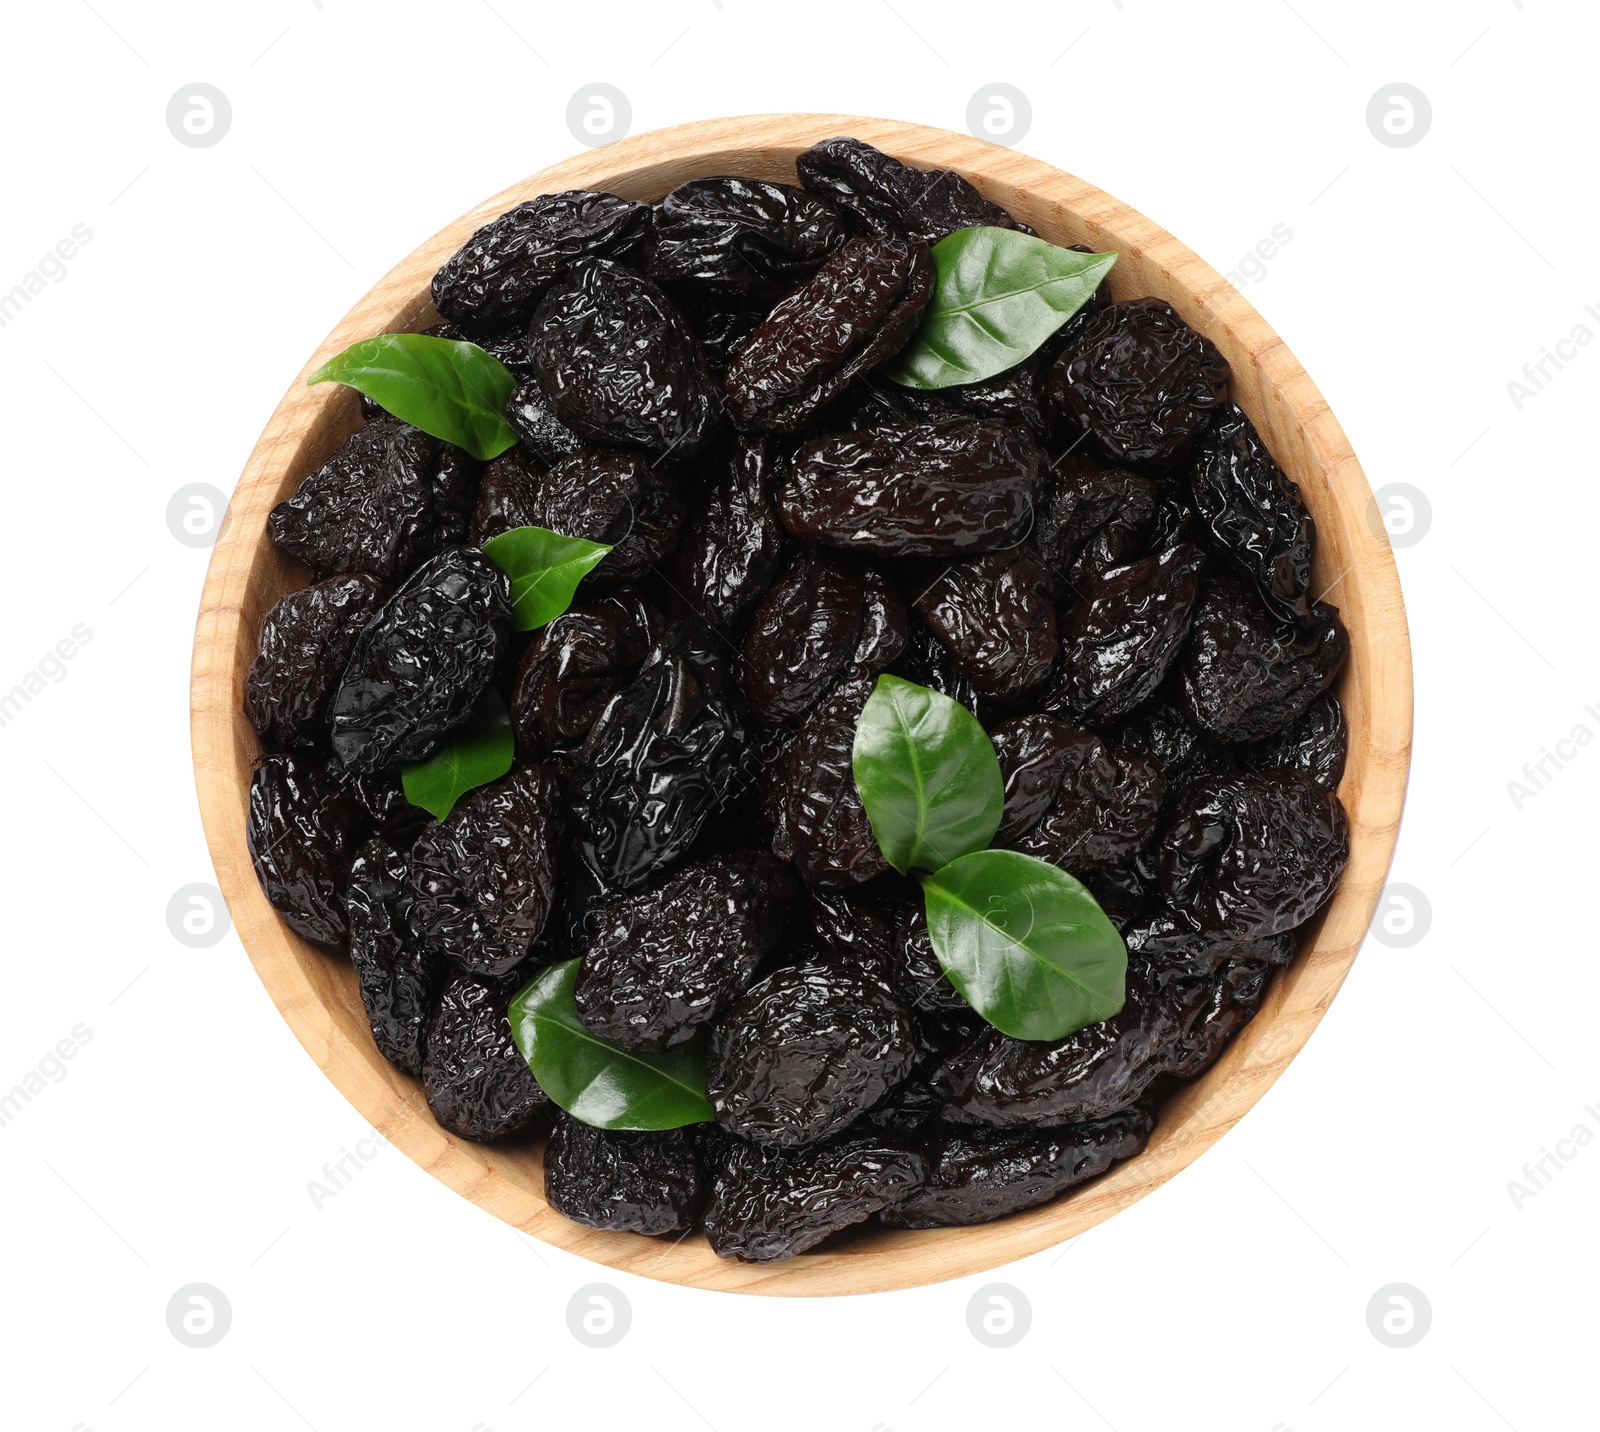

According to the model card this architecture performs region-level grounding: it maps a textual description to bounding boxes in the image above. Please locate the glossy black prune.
[893,619,987,722]
[1044,543,1205,726]
[796,136,1018,243]
[510,590,659,758]
[432,189,651,329]
[468,447,544,546]
[843,365,1047,436]
[708,961,917,1146]
[672,436,787,639]
[648,175,846,296]
[879,1106,1153,1227]
[914,546,1060,705]
[854,568,912,674]
[345,837,440,1075]
[423,971,550,1142]
[895,908,972,1013]
[327,547,511,772]
[247,573,390,750]
[803,891,965,1013]
[1033,453,1156,590]
[703,1136,924,1262]
[1049,298,1231,468]
[722,237,933,433]
[529,259,722,457]
[1161,958,1273,1078]
[1178,575,1348,742]
[1190,403,1316,623]
[682,298,769,376]
[543,1115,703,1235]
[426,320,536,381]
[574,851,799,1051]
[780,421,1040,557]
[739,549,865,726]
[1157,770,1349,940]
[504,379,586,466]
[574,620,750,891]
[246,753,368,948]
[410,766,563,976]
[1244,691,1347,791]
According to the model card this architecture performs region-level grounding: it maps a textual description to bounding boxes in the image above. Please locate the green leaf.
[851,674,1003,874]
[885,227,1117,390]
[308,332,518,461]
[480,524,613,632]
[508,960,715,1131]
[923,849,1127,1041]
[400,689,514,822]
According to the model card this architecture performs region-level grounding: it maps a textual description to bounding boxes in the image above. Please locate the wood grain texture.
[189,114,1413,1297]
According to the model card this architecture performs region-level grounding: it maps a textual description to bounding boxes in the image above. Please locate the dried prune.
[703,1136,924,1262]
[247,573,390,750]
[1044,543,1205,726]
[708,962,917,1146]
[804,891,965,1013]
[432,190,650,329]
[738,549,865,726]
[648,176,846,296]
[504,379,586,466]
[410,766,562,976]
[543,1115,703,1235]
[1157,770,1349,940]
[339,766,431,843]
[914,546,1060,704]
[672,436,787,639]
[854,568,911,674]
[1049,299,1230,468]
[575,620,750,891]
[1161,958,1273,1078]
[1178,575,1348,742]
[1245,691,1347,791]
[426,320,536,381]
[879,1106,1153,1227]
[1033,453,1156,590]
[844,365,1047,436]
[468,448,544,545]
[895,908,971,1013]
[796,136,1018,243]
[423,971,550,1142]
[780,421,1040,556]
[893,619,986,721]
[769,675,890,888]
[1190,403,1315,623]
[529,259,722,457]
[345,837,440,1075]
[328,547,511,772]
[682,298,768,376]
[247,753,368,948]
[574,852,798,1051]
[510,590,658,758]
[269,417,479,579]
[722,237,933,433]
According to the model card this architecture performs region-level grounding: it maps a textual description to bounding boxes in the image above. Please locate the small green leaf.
[309,332,518,461]
[923,849,1127,1041]
[508,960,715,1131]
[480,524,613,632]
[851,674,1003,874]
[885,227,1117,390]
[400,689,515,822]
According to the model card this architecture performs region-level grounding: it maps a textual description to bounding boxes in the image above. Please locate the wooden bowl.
[190,114,1412,1296]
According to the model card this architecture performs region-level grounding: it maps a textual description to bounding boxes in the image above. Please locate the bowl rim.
[190,112,1413,1297]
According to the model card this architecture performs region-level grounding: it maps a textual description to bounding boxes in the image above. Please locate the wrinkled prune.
[339,766,431,843]
[574,852,798,1051]
[914,546,1060,704]
[703,1135,924,1262]
[769,675,890,888]
[1161,958,1273,1078]
[682,297,769,376]
[796,136,1018,243]
[432,190,651,329]
[893,619,986,721]
[247,753,368,947]
[673,436,787,639]
[426,320,536,382]
[328,547,511,772]
[722,237,933,433]
[739,549,865,726]
[1245,691,1347,791]
[410,766,562,976]
[780,421,1040,556]
[1190,403,1315,623]
[804,891,965,1013]
[543,1115,703,1235]
[1179,576,1348,742]
[1157,770,1349,940]
[269,418,479,579]
[895,908,971,1013]
[575,621,749,891]
[423,971,549,1142]
[648,176,846,296]
[346,837,440,1075]
[1044,543,1205,726]
[844,364,1047,436]
[854,568,911,673]
[879,1106,1153,1227]
[504,379,586,466]
[1033,453,1156,590]
[247,573,390,750]
[468,448,544,545]
[510,590,659,758]
[529,259,722,457]
[708,962,917,1146]
[1049,299,1230,468]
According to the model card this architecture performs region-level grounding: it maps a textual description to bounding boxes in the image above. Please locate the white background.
[2,1,1595,1427]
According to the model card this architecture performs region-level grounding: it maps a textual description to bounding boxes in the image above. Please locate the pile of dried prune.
[246,136,1351,1263]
